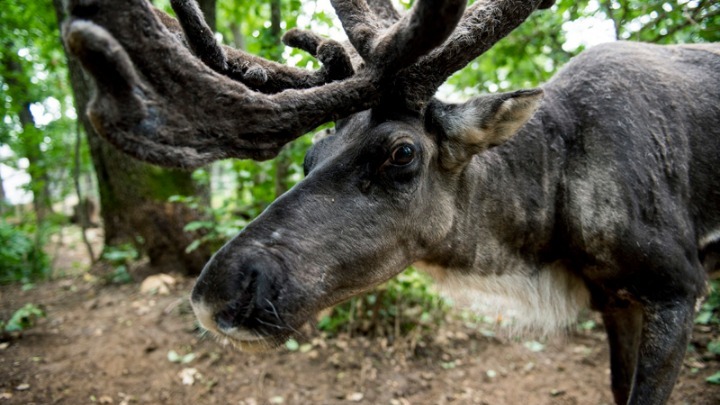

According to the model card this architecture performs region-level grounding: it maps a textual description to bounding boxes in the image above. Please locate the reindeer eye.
[390,143,415,166]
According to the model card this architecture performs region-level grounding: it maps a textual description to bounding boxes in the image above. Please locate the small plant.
[169,195,247,253]
[1,303,46,335]
[696,280,720,326]
[101,243,138,284]
[317,268,446,341]
[0,220,50,285]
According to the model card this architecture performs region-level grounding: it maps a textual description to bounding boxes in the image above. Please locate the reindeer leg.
[627,300,694,405]
[602,306,642,405]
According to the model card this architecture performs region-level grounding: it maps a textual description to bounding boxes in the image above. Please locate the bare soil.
[1,275,718,405]
[1,232,719,404]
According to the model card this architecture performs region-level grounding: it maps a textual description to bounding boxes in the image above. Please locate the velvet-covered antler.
[167,0,355,93]
[63,0,551,168]
[62,0,466,168]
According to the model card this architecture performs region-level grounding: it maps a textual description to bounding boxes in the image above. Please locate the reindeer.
[62,0,719,403]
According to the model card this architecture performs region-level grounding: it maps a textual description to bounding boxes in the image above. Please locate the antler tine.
[63,0,382,168]
[169,0,229,72]
[282,28,355,82]
[331,0,466,75]
[398,0,554,111]
[167,0,355,93]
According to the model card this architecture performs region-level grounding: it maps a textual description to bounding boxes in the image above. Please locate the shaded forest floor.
[1,231,719,404]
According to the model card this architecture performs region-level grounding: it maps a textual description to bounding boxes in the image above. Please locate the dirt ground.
[1,232,719,405]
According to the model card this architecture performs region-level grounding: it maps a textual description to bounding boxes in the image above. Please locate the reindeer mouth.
[191,297,296,353]
[220,333,285,354]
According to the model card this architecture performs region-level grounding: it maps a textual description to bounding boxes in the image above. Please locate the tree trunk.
[17,102,54,223]
[196,0,217,31]
[1,51,55,223]
[53,0,211,275]
[0,169,7,215]
[230,22,245,50]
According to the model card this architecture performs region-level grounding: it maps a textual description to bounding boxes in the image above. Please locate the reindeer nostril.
[213,267,264,331]
[215,306,237,331]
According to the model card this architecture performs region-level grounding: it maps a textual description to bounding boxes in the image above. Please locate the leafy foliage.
[447,0,719,96]
[1,303,46,333]
[0,220,49,285]
[1,0,91,208]
[318,268,447,340]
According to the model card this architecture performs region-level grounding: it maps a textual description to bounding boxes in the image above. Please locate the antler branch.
[63,0,385,168]
[398,0,553,110]
[332,0,466,73]
[166,0,355,93]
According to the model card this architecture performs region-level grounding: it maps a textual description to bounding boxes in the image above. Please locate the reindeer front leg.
[602,306,642,405]
[628,300,695,404]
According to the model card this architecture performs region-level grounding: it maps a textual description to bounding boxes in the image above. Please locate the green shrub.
[101,243,138,284]
[1,303,46,333]
[317,268,447,341]
[0,220,50,284]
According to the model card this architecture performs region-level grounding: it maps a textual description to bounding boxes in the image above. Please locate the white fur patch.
[699,228,720,250]
[191,299,217,333]
[414,261,590,337]
[190,300,264,342]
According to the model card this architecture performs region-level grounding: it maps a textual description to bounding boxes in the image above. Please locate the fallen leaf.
[140,274,176,295]
[550,389,566,397]
[523,340,545,352]
[179,368,200,386]
[168,350,196,364]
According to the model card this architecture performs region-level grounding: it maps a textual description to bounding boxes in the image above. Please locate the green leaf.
[285,338,299,351]
[184,221,213,232]
[185,239,202,254]
[708,340,720,355]
[167,350,196,364]
[695,311,713,325]
[4,303,45,332]
[706,371,720,385]
[523,340,545,352]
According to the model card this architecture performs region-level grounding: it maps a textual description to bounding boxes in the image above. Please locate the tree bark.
[53,0,211,275]
[0,169,7,215]
[197,0,217,32]
[17,102,54,223]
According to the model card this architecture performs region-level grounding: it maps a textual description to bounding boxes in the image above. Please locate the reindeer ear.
[428,89,543,170]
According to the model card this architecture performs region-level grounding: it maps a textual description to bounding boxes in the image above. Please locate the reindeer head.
[64,0,551,350]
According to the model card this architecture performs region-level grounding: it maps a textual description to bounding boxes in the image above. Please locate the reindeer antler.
[167,0,355,93]
[63,0,549,168]
[63,0,466,168]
